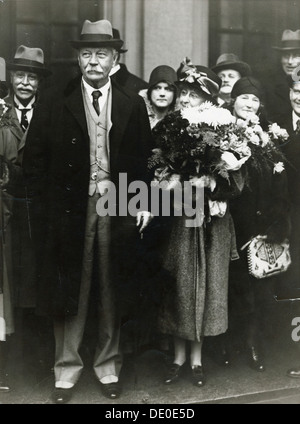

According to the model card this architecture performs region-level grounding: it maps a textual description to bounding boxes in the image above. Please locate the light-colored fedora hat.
[6,45,52,76]
[211,53,252,77]
[272,30,300,51]
[70,19,124,50]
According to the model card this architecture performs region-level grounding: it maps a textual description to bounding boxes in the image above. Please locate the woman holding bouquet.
[227,76,290,371]
[149,64,244,387]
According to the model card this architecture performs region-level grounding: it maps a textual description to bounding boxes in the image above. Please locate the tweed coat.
[157,210,239,341]
[0,125,19,335]
[0,96,39,309]
[23,78,153,317]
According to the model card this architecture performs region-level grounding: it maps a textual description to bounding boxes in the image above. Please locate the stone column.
[102,0,209,81]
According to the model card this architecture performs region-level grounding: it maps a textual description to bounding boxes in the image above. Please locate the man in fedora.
[109,28,148,93]
[23,19,153,404]
[211,53,252,106]
[262,29,300,122]
[0,46,53,383]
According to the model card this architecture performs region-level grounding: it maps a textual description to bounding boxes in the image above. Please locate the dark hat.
[272,30,300,51]
[6,45,52,77]
[177,63,221,97]
[148,65,177,88]
[70,19,124,50]
[231,76,263,100]
[112,28,128,53]
[211,53,252,77]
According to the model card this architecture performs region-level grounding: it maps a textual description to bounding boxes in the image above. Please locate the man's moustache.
[17,87,33,92]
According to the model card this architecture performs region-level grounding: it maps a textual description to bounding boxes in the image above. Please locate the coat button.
[256,210,262,216]
[71,138,77,144]
[66,184,72,191]
[65,209,71,214]
[68,163,73,168]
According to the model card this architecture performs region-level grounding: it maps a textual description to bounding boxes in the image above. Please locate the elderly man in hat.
[262,30,300,122]
[109,28,148,93]
[23,19,153,404]
[0,46,52,390]
[211,53,252,107]
[139,65,177,129]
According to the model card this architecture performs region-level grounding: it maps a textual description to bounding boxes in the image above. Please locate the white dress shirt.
[82,77,110,113]
[109,64,121,77]
[14,95,35,125]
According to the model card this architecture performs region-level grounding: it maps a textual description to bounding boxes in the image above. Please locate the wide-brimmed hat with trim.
[176,60,221,97]
[211,53,252,77]
[7,45,52,76]
[70,19,124,50]
[112,28,128,53]
[272,29,300,51]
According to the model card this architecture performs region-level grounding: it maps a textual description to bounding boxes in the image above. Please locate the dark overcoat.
[276,113,300,296]
[260,67,292,123]
[110,64,148,94]
[23,78,153,317]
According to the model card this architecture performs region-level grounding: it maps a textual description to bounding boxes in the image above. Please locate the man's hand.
[136,211,154,234]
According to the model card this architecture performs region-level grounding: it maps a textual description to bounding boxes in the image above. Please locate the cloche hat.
[231,76,264,101]
[148,65,177,88]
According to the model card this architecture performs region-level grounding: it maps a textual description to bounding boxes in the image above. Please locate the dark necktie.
[296,119,300,135]
[20,109,30,132]
[92,90,102,115]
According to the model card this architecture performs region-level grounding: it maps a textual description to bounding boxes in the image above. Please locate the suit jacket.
[261,67,292,123]
[277,113,300,206]
[110,63,148,94]
[23,78,153,316]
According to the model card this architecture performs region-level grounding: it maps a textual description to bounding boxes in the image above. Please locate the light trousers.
[54,193,122,385]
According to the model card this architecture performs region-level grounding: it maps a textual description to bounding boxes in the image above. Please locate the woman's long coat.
[158,211,238,341]
[0,124,23,335]
[23,79,153,317]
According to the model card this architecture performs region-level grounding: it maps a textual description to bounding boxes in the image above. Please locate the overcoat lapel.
[64,83,89,139]
[5,96,24,145]
[286,115,294,137]
[110,83,132,162]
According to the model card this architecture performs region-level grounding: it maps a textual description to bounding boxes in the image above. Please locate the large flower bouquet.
[148,102,288,221]
[149,102,287,187]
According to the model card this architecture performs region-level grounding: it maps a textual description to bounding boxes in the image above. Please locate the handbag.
[242,236,292,279]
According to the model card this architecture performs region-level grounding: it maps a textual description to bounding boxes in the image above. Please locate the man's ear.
[112,50,119,67]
